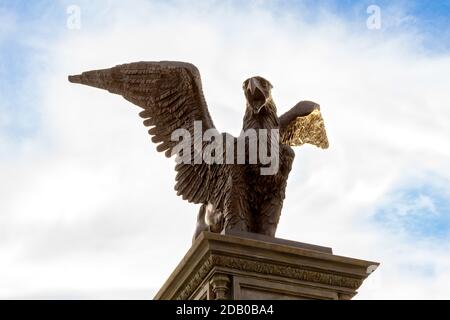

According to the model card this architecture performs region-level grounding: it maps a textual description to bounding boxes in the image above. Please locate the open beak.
[247,78,257,95]
[247,78,269,114]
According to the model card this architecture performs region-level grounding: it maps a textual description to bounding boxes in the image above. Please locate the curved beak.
[246,78,269,114]
[247,78,258,95]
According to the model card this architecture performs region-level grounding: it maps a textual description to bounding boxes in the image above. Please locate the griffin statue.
[69,61,328,240]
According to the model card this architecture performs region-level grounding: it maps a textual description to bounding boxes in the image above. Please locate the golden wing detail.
[281,109,329,149]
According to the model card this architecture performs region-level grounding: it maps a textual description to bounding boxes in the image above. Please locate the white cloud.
[1,0,450,299]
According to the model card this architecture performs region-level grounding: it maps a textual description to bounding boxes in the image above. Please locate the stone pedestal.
[154,231,379,300]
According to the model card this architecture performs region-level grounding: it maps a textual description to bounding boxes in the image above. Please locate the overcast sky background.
[0,0,449,299]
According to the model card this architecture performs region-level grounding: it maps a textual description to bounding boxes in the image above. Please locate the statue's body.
[69,61,328,240]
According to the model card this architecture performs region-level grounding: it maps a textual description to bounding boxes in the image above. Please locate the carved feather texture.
[281,109,329,149]
[69,61,323,238]
[69,61,224,205]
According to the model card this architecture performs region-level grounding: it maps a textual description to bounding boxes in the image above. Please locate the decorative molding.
[210,274,231,300]
[176,254,363,300]
[177,257,213,300]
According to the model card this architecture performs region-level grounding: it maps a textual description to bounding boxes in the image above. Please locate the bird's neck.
[242,101,279,131]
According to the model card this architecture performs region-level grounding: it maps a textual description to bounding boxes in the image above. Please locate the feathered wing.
[69,61,229,204]
[279,100,329,149]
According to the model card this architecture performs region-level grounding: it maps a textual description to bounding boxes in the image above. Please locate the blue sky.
[374,175,450,242]
[0,0,450,299]
[1,0,450,141]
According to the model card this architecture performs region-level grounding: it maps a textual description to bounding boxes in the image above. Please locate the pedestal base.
[154,231,379,300]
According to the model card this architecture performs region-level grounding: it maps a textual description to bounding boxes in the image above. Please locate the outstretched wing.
[279,101,329,149]
[69,61,226,204]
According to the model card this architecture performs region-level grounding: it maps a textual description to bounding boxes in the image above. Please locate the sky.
[0,0,449,299]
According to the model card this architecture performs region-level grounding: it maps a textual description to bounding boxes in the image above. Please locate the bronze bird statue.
[69,61,328,240]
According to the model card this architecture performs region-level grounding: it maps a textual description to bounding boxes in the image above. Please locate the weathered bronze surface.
[69,61,329,239]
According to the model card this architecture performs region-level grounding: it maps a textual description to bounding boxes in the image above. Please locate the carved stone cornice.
[211,255,363,289]
[177,254,363,300]
[155,232,379,300]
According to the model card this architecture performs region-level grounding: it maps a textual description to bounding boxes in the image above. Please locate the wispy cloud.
[374,174,450,241]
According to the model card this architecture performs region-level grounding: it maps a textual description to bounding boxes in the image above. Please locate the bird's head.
[243,76,274,115]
